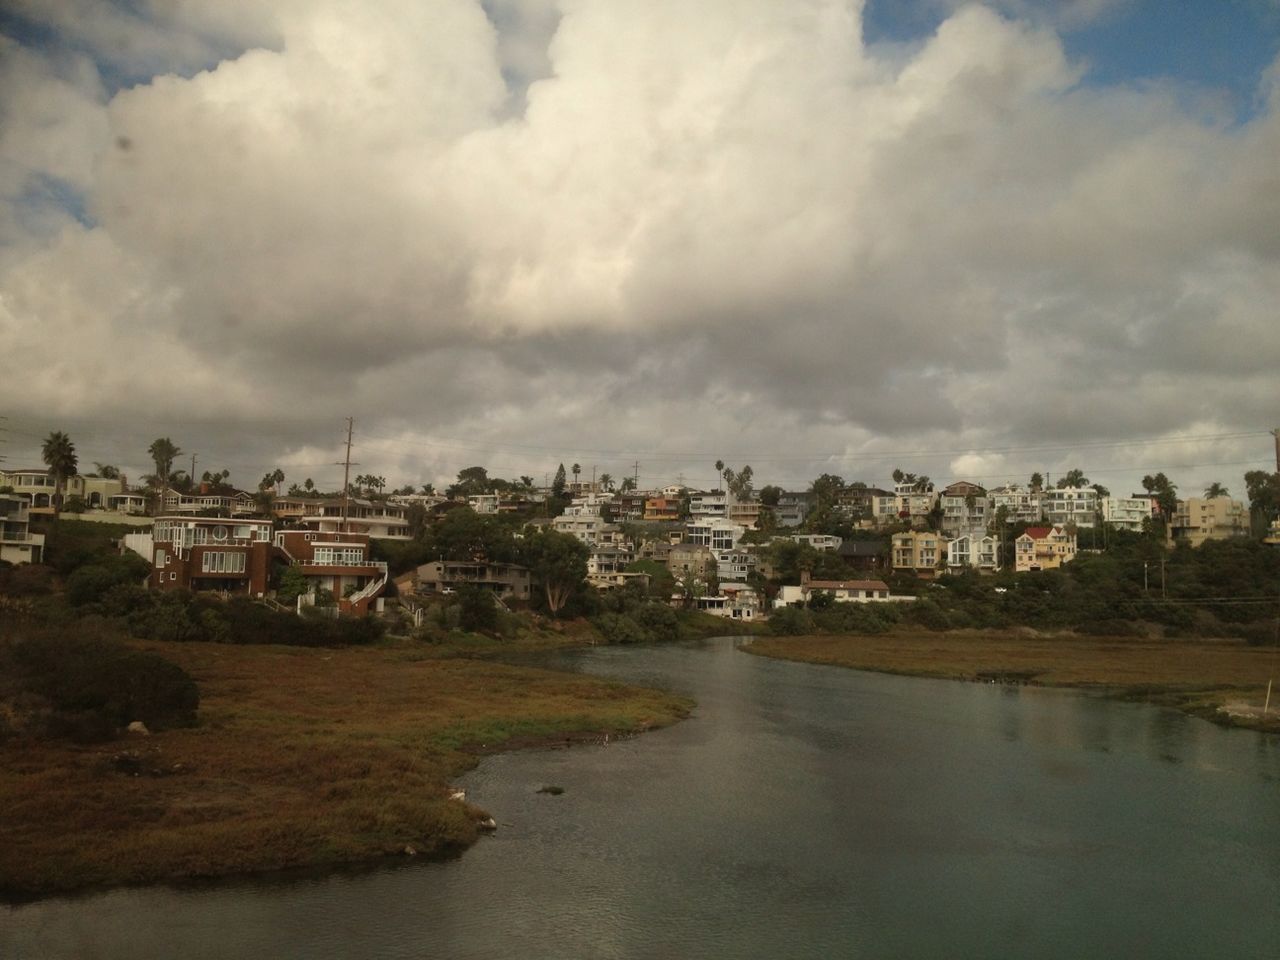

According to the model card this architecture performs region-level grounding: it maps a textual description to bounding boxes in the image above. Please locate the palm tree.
[599,473,614,492]
[620,476,636,493]
[715,459,725,492]
[41,431,78,514]
[572,463,581,489]
[147,438,181,486]
[304,478,315,493]
[93,462,120,479]
[1203,482,1229,499]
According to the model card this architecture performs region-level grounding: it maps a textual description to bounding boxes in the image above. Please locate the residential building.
[939,482,990,537]
[891,530,947,577]
[1015,525,1077,572]
[775,574,894,608]
[1101,496,1155,531]
[894,480,938,526]
[989,484,1042,525]
[727,498,762,529]
[0,469,126,511]
[686,518,744,551]
[694,582,762,621]
[1040,486,1099,528]
[668,542,716,579]
[1168,497,1249,548]
[836,540,886,572]
[946,534,1001,573]
[643,497,682,522]
[689,491,728,519]
[276,498,412,539]
[274,529,388,615]
[773,491,813,528]
[161,488,259,517]
[587,543,635,578]
[146,516,275,595]
[407,560,531,601]
[0,494,44,564]
[786,533,842,552]
[714,547,757,583]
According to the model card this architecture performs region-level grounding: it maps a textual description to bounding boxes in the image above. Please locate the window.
[155,549,166,569]
[169,572,177,581]
[201,551,247,574]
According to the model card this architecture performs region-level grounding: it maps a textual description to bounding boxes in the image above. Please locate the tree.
[1058,469,1088,489]
[726,464,754,500]
[1141,472,1179,520]
[715,459,725,492]
[1203,482,1229,499]
[599,473,614,492]
[449,466,490,498]
[519,529,588,616]
[92,462,120,479]
[552,463,567,498]
[1091,482,1110,498]
[759,484,783,507]
[571,463,581,489]
[620,476,636,493]
[304,478,315,493]
[1029,472,1044,492]
[41,431,78,513]
[148,438,182,488]
[1244,471,1280,520]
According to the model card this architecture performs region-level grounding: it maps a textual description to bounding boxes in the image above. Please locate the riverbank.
[0,638,692,901]
[745,631,1280,734]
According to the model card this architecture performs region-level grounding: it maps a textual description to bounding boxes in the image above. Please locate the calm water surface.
[4,637,1280,959]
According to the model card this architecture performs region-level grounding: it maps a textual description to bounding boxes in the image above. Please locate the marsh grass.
[0,640,691,899]
[746,631,1280,733]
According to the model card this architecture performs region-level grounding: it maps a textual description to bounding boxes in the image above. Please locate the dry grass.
[0,640,691,899]
[746,631,1280,734]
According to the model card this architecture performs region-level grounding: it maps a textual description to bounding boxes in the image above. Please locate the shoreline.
[0,639,692,903]
[744,631,1280,735]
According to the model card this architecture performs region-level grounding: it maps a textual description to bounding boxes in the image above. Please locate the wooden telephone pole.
[338,417,358,533]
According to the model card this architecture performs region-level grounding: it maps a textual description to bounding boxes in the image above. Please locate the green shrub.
[457,584,499,634]
[769,606,814,636]
[632,602,680,643]
[593,612,648,645]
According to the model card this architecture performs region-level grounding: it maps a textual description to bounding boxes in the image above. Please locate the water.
[4,638,1279,959]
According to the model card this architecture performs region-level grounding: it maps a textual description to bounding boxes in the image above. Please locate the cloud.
[0,0,1276,495]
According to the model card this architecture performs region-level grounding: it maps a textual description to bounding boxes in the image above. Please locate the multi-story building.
[274,497,411,539]
[946,534,1001,573]
[713,547,757,583]
[160,488,259,517]
[668,542,716,579]
[689,491,728,519]
[273,529,388,615]
[894,481,938,526]
[643,497,682,522]
[1040,486,1099,528]
[988,484,1042,525]
[0,494,44,564]
[0,469,126,512]
[686,519,744,551]
[939,482,990,537]
[1101,496,1155,531]
[406,560,531,601]
[775,574,894,608]
[785,533,842,552]
[1168,497,1249,547]
[891,530,946,578]
[146,516,275,595]
[773,491,813,528]
[1014,525,1076,572]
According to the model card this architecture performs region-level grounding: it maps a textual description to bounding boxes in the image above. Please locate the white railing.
[348,565,389,606]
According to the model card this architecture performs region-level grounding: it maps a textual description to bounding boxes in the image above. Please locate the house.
[939,482,989,537]
[891,530,947,577]
[160,488,259,517]
[1040,486,1098,528]
[773,491,813,528]
[406,560,531,601]
[643,497,682,522]
[146,516,275,595]
[273,529,388,615]
[552,508,615,546]
[276,498,412,539]
[108,492,149,515]
[1168,497,1249,547]
[714,547,757,582]
[775,573,894,608]
[946,534,1001,573]
[894,480,938,525]
[0,469,126,512]
[668,542,715,579]
[1101,496,1156,531]
[587,543,635,578]
[689,491,728,519]
[988,484,1042,525]
[686,518,744,551]
[836,540,886,572]
[0,494,44,564]
[1014,525,1076,572]
[786,533,842,552]
[694,582,763,620]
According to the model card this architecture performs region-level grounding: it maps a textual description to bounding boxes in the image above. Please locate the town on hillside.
[5,431,1280,627]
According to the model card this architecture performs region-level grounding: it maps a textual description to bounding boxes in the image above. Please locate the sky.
[0,0,1277,498]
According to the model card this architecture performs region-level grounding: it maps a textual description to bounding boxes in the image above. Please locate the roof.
[838,541,885,557]
[1020,526,1053,540]
[806,579,890,592]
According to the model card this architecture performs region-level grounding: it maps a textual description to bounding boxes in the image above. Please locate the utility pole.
[633,461,640,492]
[1272,427,1280,474]
[338,417,357,533]
[190,453,197,487]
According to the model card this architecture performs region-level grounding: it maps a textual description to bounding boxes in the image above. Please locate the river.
[4,637,1279,959]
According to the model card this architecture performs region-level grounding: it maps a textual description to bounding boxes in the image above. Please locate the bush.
[593,612,648,645]
[904,599,950,632]
[769,606,814,636]
[65,554,149,607]
[813,602,896,634]
[457,584,499,634]
[632,603,681,643]
[8,625,199,740]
